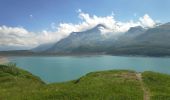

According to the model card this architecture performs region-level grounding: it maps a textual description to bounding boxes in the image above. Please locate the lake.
[9,55,170,83]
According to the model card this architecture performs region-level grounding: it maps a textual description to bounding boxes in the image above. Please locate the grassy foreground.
[0,64,170,100]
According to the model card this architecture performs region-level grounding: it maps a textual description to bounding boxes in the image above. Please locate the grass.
[38,70,143,100]
[1,64,170,100]
[142,71,170,100]
[0,64,45,100]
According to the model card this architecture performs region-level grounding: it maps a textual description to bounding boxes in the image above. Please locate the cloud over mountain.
[0,10,156,50]
[139,14,156,28]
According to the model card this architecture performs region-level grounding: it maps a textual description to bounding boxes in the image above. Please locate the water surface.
[9,55,170,83]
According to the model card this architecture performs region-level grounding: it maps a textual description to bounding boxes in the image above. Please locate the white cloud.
[77,9,82,13]
[57,10,155,35]
[139,14,156,28]
[0,26,37,47]
[0,10,156,50]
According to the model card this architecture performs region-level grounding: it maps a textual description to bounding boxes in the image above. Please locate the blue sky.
[0,0,169,31]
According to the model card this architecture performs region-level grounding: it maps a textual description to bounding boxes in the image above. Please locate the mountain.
[135,22,170,46]
[0,45,31,51]
[32,25,147,54]
[46,24,116,53]
[124,26,146,37]
[108,22,170,56]
[30,22,170,56]
[32,43,55,52]
[124,22,170,48]
[114,26,146,47]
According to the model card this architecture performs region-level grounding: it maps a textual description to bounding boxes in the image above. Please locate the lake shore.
[0,56,8,64]
[1,50,170,58]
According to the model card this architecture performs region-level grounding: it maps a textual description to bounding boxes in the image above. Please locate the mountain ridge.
[30,22,170,56]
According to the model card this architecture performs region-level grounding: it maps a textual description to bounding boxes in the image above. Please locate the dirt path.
[136,73,150,100]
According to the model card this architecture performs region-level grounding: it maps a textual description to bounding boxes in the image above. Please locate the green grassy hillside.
[0,64,45,100]
[142,71,170,100]
[0,64,170,100]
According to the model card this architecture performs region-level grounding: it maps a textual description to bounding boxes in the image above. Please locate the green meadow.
[0,64,170,100]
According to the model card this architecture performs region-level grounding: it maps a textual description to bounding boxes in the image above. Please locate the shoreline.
[0,56,8,64]
[2,53,170,58]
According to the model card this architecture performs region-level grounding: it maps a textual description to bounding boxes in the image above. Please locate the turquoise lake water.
[9,55,170,83]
